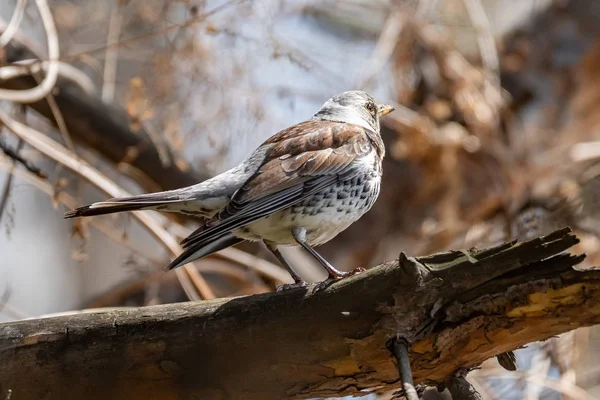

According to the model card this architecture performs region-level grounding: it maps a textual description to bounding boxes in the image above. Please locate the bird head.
[312,90,395,132]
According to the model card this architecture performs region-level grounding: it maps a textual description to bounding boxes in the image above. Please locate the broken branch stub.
[0,228,597,399]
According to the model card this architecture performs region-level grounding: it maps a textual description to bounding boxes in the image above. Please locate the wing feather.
[170,121,382,270]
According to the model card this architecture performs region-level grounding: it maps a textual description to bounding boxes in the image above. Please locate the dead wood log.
[0,228,598,400]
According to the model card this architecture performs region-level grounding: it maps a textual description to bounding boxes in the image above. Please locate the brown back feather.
[180,120,383,246]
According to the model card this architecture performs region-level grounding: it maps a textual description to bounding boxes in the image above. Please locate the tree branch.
[1,37,211,192]
[446,374,484,400]
[0,136,46,178]
[390,339,419,400]
[0,228,597,399]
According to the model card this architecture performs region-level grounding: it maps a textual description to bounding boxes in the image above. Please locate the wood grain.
[1,228,598,399]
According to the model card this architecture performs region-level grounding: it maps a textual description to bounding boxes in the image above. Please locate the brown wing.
[165,121,380,270]
[232,121,375,202]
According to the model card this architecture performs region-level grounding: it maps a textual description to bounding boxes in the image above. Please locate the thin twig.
[524,352,551,400]
[462,0,500,78]
[88,259,274,309]
[0,109,292,297]
[0,157,164,266]
[570,141,600,162]
[473,370,593,400]
[356,10,405,89]
[0,109,212,300]
[0,303,27,320]
[140,122,172,167]
[30,63,76,153]
[0,287,11,316]
[0,286,27,320]
[0,156,286,305]
[0,60,97,95]
[0,0,59,103]
[58,0,246,63]
[0,0,27,48]
[213,247,292,284]
[462,0,502,124]
[391,339,419,400]
[0,136,46,178]
[416,23,505,134]
[0,140,288,286]
[102,2,123,102]
[468,375,498,400]
[0,138,23,226]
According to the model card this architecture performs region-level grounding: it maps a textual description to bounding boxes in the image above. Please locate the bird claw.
[349,267,366,275]
[312,278,335,294]
[312,267,366,294]
[276,281,308,292]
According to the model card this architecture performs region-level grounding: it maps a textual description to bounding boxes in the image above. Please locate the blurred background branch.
[2,0,600,399]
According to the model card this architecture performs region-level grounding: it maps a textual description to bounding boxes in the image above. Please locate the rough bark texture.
[1,228,598,399]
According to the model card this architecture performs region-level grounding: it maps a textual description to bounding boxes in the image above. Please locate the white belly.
[233,173,381,246]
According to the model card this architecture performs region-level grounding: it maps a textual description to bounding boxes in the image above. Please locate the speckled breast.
[236,170,381,246]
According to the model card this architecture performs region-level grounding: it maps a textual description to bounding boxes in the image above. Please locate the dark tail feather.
[64,191,188,219]
[64,203,153,218]
[164,233,243,271]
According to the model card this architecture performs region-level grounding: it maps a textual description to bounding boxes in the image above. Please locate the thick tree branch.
[0,228,598,400]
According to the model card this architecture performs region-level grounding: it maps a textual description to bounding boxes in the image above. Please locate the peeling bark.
[0,228,598,399]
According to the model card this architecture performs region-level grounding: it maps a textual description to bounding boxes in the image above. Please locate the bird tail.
[164,233,243,271]
[65,148,266,220]
[65,202,154,218]
[64,190,207,219]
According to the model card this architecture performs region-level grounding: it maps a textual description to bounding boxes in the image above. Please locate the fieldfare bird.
[65,90,395,291]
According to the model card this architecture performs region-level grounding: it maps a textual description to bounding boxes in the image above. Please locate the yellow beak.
[377,104,395,117]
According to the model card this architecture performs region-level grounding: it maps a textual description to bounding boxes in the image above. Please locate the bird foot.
[348,266,366,275]
[276,281,308,292]
[312,267,366,294]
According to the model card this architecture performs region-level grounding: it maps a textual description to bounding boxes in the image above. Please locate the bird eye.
[366,102,376,115]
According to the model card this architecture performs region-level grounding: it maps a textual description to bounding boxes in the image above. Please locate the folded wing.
[166,121,377,270]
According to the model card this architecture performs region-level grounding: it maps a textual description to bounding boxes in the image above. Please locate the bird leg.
[265,241,308,291]
[292,227,365,293]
